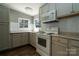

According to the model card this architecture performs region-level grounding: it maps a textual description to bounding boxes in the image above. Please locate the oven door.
[36,35,51,55]
[38,37,46,48]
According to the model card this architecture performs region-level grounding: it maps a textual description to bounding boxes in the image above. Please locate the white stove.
[36,32,54,56]
[36,26,59,56]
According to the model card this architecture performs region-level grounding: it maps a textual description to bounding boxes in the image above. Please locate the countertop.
[10,32,38,34]
[52,34,79,41]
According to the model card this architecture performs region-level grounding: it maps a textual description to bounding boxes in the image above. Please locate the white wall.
[10,22,19,33]
[9,9,33,33]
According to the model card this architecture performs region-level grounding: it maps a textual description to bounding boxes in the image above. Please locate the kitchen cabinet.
[68,46,79,56]
[39,7,43,15]
[29,32,37,47]
[52,42,68,56]
[56,3,72,17]
[39,4,49,22]
[40,3,57,23]
[72,3,79,13]
[0,5,9,22]
[69,39,79,56]
[20,33,29,45]
[43,3,49,14]
[52,36,68,56]
[12,33,21,47]
[11,33,29,48]
[49,3,56,11]
[52,35,79,56]
[0,23,10,51]
[0,5,10,51]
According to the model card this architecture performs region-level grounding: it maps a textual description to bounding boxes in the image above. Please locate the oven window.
[38,38,46,47]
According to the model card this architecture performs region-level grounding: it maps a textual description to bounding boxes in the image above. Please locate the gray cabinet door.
[29,33,36,47]
[29,33,32,44]
[43,3,49,14]
[12,33,22,47]
[29,33,34,46]
[0,23,10,51]
[52,42,68,56]
[25,32,29,44]
[69,39,79,56]
[13,38,21,47]
[56,3,72,17]
[52,36,68,56]
[32,33,36,47]
[49,3,56,11]
[68,46,79,56]
[0,5,9,22]
[21,33,29,45]
[72,3,79,12]
[12,33,29,48]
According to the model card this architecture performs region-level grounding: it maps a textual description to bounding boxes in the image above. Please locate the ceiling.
[2,3,44,16]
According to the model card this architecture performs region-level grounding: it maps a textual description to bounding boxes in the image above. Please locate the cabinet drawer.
[13,36,20,39]
[58,37,68,44]
[69,40,79,47]
[52,42,68,56]
[52,36,68,44]
[53,41,67,48]
[13,33,21,36]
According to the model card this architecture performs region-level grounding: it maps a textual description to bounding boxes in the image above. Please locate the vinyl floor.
[0,44,40,56]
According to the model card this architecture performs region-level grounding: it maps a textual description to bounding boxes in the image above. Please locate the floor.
[0,44,40,56]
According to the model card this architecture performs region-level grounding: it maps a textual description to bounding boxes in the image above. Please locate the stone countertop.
[10,32,38,33]
[52,34,79,41]
[10,32,29,34]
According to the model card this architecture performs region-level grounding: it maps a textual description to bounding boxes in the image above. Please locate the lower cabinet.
[29,32,37,47]
[52,36,68,56]
[52,42,68,56]
[0,23,10,51]
[20,33,29,45]
[10,32,28,48]
[52,36,79,56]
[12,34,21,47]
[69,39,79,56]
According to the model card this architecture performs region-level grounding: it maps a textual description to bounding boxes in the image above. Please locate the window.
[18,18,29,28]
[35,19,41,28]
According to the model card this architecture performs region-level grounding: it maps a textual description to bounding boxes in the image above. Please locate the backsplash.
[59,16,79,32]
[60,32,79,38]
[41,22,58,32]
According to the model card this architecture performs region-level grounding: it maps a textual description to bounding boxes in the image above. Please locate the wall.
[9,9,33,33]
[59,16,79,33]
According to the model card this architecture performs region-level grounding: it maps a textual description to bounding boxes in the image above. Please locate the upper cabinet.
[72,3,79,13]
[49,3,56,11]
[43,4,49,14]
[56,3,72,17]
[39,3,57,22]
[39,4,49,15]
[0,5,9,22]
[40,3,79,22]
